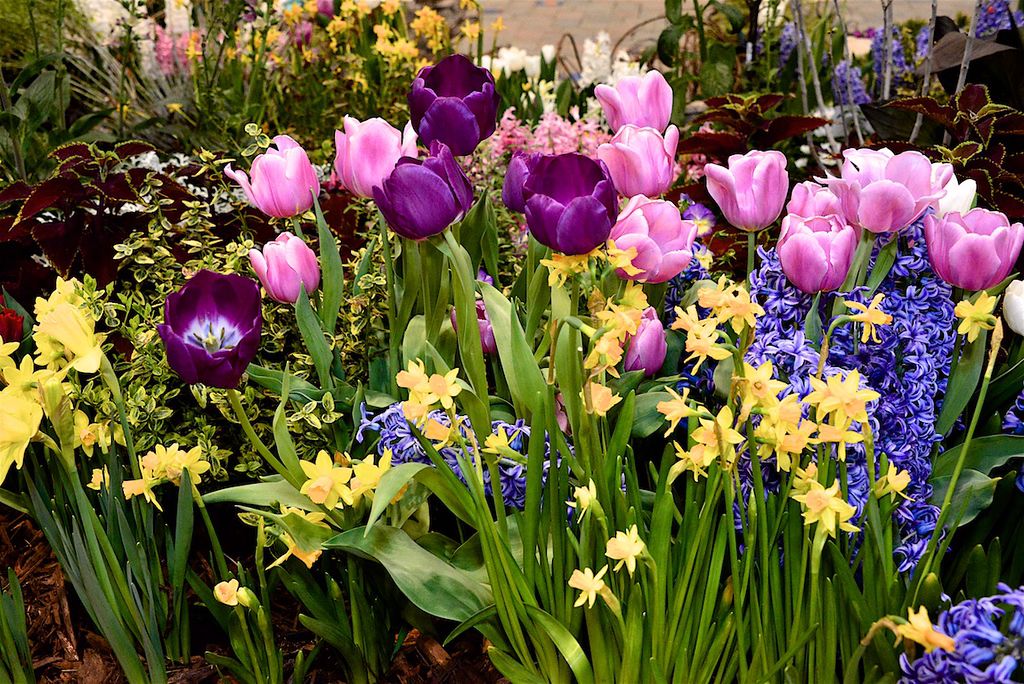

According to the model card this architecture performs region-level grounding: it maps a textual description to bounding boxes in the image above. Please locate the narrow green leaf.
[295,287,334,390]
[523,605,594,684]
[932,435,1024,479]
[314,197,345,335]
[936,331,987,435]
[364,462,429,534]
[480,283,546,417]
[203,477,311,509]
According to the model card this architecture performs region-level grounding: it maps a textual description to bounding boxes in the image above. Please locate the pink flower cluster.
[486,109,611,160]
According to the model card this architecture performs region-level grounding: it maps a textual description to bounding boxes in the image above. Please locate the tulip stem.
[377,213,400,396]
[226,389,298,490]
[746,231,757,281]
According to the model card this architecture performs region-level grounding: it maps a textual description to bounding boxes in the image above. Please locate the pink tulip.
[786,181,843,220]
[609,195,696,283]
[822,148,945,234]
[317,0,334,15]
[704,150,788,232]
[594,70,673,133]
[624,308,667,377]
[923,208,1024,291]
[334,116,418,198]
[225,135,320,219]
[249,232,321,303]
[597,124,679,198]
[777,214,858,294]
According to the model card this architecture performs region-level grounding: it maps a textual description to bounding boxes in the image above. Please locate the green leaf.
[364,462,430,533]
[865,237,899,294]
[523,604,594,684]
[313,197,345,336]
[480,283,546,417]
[932,435,1024,479]
[930,469,1001,528]
[325,526,492,622]
[632,391,671,438]
[295,287,334,389]
[246,364,328,403]
[804,293,822,345]
[657,26,683,67]
[488,647,546,684]
[666,0,682,23]
[936,331,987,435]
[203,476,312,509]
[458,194,498,276]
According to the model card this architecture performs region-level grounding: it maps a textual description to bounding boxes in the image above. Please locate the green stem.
[193,486,229,579]
[746,231,757,281]
[377,214,400,395]
[225,389,296,488]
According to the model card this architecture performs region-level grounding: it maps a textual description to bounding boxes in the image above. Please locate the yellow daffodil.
[717,286,764,333]
[898,607,955,653]
[141,443,210,486]
[350,449,393,506]
[214,579,241,606]
[269,533,322,569]
[617,282,650,312]
[734,360,787,422]
[605,525,646,575]
[954,292,998,343]
[584,333,624,377]
[74,410,111,458]
[668,442,712,482]
[34,301,105,374]
[396,359,430,397]
[697,277,733,311]
[0,337,18,376]
[605,240,643,277]
[569,480,598,514]
[540,252,593,287]
[692,406,745,466]
[791,480,859,538]
[656,386,698,437]
[670,304,703,333]
[422,417,456,447]
[792,463,819,494]
[804,370,879,426]
[0,389,43,486]
[582,382,621,417]
[568,566,608,609]
[299,450,353,509]
[123,471,163,511]
[684,320,732,371]
[87,467,109,491]
[845,293,893,344]
[875,462,912,500]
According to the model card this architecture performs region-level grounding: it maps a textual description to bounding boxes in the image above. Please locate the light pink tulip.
[317,0,334,15]
[704,150,789,232]
[594,70,673,133]
[923,208,1024,291]
[334,116,418,198]
[786,181,843,220]
[624,308,667,377]
[609,195,696,283]
[777,214,858,294]
[597,124,679,198]
[822,148,945,234]
[249,232,321,303]
[225,135,320,219]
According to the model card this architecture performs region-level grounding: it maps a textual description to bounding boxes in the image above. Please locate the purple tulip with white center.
[373,142,474,240]
[157,270,263,389]
[408,54,499,156]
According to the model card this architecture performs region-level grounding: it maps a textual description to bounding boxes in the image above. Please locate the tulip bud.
[609,195,696,283]
[597,124,679,198]
[224,135,320,219]
[408,54,499,156]
[705,150,789,232]
[924,208,1024,291]
[935,174,977,218]
[450,300,497,355]
[777,214,858,294]
[0,306,24,343]
[624,308,667,377]
[594,70,673,133]
[249,232,321,304]
[333,117,418,199]
[1003,280,1024,336]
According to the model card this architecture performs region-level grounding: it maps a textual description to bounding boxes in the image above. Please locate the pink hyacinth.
[777,214,858,294]
[923,208,1024,291]
[594,70,673,133]
[225,135,320,219]
[609,195,696,283]
[334,116,418,198]
[704,150,789,232]
[249,232,321,304]
[597,124,679,198]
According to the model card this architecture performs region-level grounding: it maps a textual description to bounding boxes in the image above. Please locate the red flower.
[0,307,23,343]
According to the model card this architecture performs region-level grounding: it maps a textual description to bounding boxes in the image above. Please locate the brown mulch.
[0,508,505,683]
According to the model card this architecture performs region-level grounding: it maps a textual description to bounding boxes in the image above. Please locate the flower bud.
[249,232,320,304]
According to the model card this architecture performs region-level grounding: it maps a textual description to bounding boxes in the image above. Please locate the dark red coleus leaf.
[32,213,86,275]
[0,181,31,204]
[17,176,86,222]
[756,115,830,147]
[677,131,747,157]
[114,140,157,160]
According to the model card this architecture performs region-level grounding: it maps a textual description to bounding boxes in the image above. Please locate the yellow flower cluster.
[791,475,858,538]
[410,6,447,52]
[121,443,211,510]
[299,449,393,510]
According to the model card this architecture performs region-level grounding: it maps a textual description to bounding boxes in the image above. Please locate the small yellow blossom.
[74,410,111,457]
[582,382,621,417]
[300,450,353,509]
[697,277,733,310]
[489,16,505,33]
[718,286,764,333]
[483,430,512,454]
[34,301,105,374]
[568,566,608,608]
[692,405,745,466]
[214,579,241,606]
[87,467,109,491]
[584,333,624,377]
[569,479,598,513]
[605,525,646,575]
[350,449,393,506]
[898,607,955,653]
[604,239,643,277]
[845,293,892,344]
[142,443,210,486]
[684,320,732,371]
[656,386,698,437]
[0,389,43,486]
[875,462,912,500]
[954,292,998,343]
[0,338,18,377]
[269,534,322,569]
[792,463,819,494]
[734,360,787,422]
[815,420,865,449]
[396,359,430,396]
[669,304,703,333]
[791,480,858,538]
[804,370,879,426]
[423,418,456,447]
[123,471,162,511]
[668,442,712,482]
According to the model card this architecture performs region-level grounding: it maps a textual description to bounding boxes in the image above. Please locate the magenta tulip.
[594,70,673,133]
[822,148,946,234]
[786,181,843,220]
[624,308,667,377]
[225,135,320,219]
[597,124,679,198]
[609,195,696,283]
[704,150,788,232]
[249,232,321,304]
[777,214,858,294]
[923,208,1024,291]
[334,116,418,199]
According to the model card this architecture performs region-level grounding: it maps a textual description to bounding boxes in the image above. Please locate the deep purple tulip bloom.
[157,270,263,389]
[521,153,618,255]
[373,142,474,240]
[408,54,499,156]
[502,151,539,214]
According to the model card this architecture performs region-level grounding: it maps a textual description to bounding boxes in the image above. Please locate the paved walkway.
[482,0,979,53]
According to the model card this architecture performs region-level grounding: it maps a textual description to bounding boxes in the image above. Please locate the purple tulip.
[248,232,320,304]
[317,0,334,15]
[609,195,696,283]
[924,208,1024,291]
[334,116,418,199]
[502,151,539,214]
[821,148,946,234]
[373,142,474,240]
[594,70,673,133]
[521,153,618,255]
[624,308,667,377]
[704,150,789,232]
[597,124,679,198]
[224,135,320,219]
[157,270,263,389]
[450,300,497,355]
[777,214,858,294]
[408,54,499,156]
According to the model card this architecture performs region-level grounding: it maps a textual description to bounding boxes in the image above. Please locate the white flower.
[541,44,557,63]
[1003,280,1024,336]
[524,55,541,79]
[497,46,529,73]
[936,175,977,217]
